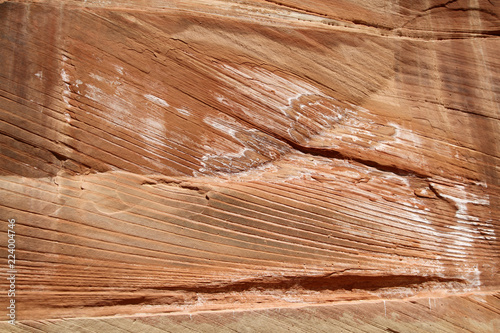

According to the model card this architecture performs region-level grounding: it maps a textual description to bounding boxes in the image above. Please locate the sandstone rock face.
[0,0,499,329]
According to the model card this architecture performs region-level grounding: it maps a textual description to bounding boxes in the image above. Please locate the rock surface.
[0,0,499,329]
[3,293,500,332]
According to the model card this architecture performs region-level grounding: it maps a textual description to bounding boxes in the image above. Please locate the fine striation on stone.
[0,0,499,327]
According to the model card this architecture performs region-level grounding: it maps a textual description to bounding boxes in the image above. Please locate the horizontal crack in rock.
[151,274,466,294]
[74,274,467,308]
[284,140,430,179]
[142,177,210,194]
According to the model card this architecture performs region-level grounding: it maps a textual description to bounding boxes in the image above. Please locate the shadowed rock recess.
[0,0,499,331]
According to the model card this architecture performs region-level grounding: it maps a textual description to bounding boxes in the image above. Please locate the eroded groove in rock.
[0,0,499,325]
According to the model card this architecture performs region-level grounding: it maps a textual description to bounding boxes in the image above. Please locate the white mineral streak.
[143,118,165,135]
[202,147,250,162]
[89,72,105,82]
[203,117,237,138]
[144,94,169,108]
[201,64,354,173]
[60,68,70,83]
[430,182,493,285]
[431,184,490,224]
[84,84,104,101]
[114,65,124,75]
[176,108,191,116]
[60,66,73,110]
[217,64,324,119]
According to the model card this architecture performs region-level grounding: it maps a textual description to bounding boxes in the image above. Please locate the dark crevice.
[107,296,148,307]
[386,329,400,333]
[263,0,394,31]
[403,2,500,31]
[434,30,500,39]
[428,183,462,212]
[204,100,431,178]
[76,274,467,308]
[110,274,466,307]
[447,7,499,20]
[142,177,209,194]
[285,140,431,179]
[49,149,67,161]
[154,274,465,294]
[422,0,459,13]
[428,183,446,201]
[262,0,328,19]
[350,19,393,31]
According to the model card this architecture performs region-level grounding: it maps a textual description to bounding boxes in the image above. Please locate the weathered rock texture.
[2,294,500,332]
[1,0,499,330]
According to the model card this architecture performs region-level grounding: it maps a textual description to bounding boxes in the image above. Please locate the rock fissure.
[80,273,468,308]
